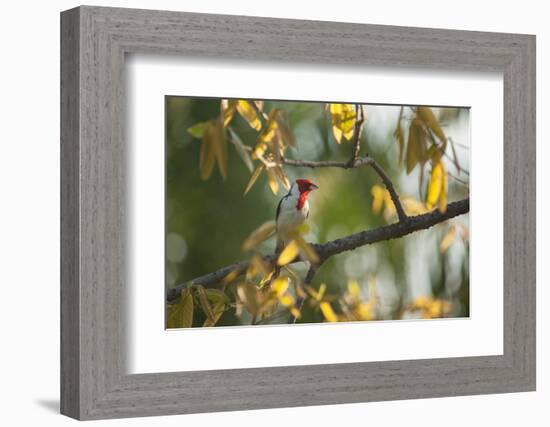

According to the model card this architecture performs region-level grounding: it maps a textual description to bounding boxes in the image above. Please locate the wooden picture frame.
[60,5,536,420]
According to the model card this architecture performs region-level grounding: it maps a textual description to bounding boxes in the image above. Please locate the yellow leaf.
[440,227,456,253]
[317,284,327,301]
[329,104,356,143]
[439,166,448,213]
[242,221,276,252]
[426,160,444,209]
[221,99,237,127]
[357,302,374,321]
[371,185,386,215]
[236,100,262,131]
[199,123,216,180]
[290,307,301,319]
[279,294,294,307]
[243,165,264,196]
[402,197,428,216]
[294,234,320,264]
[208,120,227,180]
[332,125,343,144]
[273,165,291,191]
[271,109,296,147]
[409,297,452,319]
[347,280,361,300]
[320,302,338,322]
[417,107,446,143]
[252,140,269,160]
[266,168,279,195]
[272,276,290,296]
[277,240,300,266]
[257,117,277,144]
[406,118,427,173]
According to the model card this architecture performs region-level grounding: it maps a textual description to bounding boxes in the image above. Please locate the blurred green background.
[166,96,470,326]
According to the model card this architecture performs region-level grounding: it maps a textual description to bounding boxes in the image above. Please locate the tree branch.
[368,159,408,222]
[288,264,319,324]
[167,198,469,303]
[281,156,408,222]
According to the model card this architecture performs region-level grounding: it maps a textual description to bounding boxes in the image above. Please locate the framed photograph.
[61,6,536,420]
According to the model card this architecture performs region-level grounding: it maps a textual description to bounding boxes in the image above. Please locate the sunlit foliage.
[166,98,470,328]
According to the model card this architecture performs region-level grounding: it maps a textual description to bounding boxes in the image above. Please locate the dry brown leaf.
[406,118,427,173]
[417,107,446,143]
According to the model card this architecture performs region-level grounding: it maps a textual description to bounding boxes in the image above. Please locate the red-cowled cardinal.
[275,178,319,253]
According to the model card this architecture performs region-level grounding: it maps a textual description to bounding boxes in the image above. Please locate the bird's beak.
[310,183,319,190]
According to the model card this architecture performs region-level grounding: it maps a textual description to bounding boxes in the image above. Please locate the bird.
[275,178,319,254]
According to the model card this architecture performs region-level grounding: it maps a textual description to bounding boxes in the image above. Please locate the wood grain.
[60,6,536,420]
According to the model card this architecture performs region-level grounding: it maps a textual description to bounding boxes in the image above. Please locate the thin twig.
[282,156,408,222]
[167,198,469,302]
[288,264,320,324]
[368,159,408,222]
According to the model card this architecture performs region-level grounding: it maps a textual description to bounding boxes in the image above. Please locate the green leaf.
[187,122,208,139]
[205,289,230,306]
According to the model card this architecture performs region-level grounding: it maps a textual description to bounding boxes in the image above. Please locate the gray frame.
[60,5,536,420]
